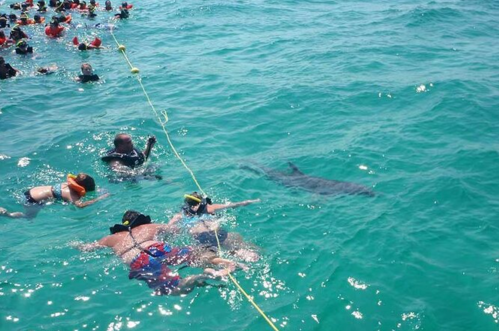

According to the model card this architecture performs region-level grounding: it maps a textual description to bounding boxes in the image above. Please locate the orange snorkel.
[67,174,86,197]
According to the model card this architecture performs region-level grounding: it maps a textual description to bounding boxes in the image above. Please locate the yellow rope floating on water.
[109,30,280,331]
[110,30,205,197]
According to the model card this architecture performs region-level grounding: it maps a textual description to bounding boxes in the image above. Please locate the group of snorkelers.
[0,0,132,80]
[1,133,261,295]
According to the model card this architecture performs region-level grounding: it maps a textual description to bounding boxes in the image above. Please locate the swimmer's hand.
[98,193,111,200]
[147,136,157,145]
[242,199,260,205]
[204,264,236,280]
[71,241,104,252]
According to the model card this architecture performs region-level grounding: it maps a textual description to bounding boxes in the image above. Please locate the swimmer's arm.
[167,213,183,226]
[206,199,261,213]
[143,136,156,160]
[76,236,111,252]
[73,193,110,208]
[154,223,177,236]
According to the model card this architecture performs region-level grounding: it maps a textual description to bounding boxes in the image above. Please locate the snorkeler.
[0,56,19,79]
[76,62,99,82]
[101,134,156,169]
[16,12,35,25]
[77,210,239,295]
[36,64,57,74]
[167,192,261,262]
[15,40,33,54]
[9,26,29,42]
[0,173,109,219]
[33,14,45,24]
[114,7,128,19]
[37,0,47,11]
[0,14,9,28]
[72,36,102,50]
[45,20,65,37]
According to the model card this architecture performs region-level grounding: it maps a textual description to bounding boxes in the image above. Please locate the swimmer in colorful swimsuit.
[77,210,238,295]
[168,192,261,262]
[0,173,109,219]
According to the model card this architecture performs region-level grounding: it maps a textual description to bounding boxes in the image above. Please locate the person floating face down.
[76,210,239,295]
[72,36,102,51]
[76,63,99,83]
[167,192,261,262]
[0,173,110,219]
[101,133,157,171]
[0,56,19,80]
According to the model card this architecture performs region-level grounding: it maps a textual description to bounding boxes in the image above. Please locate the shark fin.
[288,162,304,175]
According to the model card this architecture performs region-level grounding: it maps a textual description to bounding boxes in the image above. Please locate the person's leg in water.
[0,205,42,219]
[168,247,237,296]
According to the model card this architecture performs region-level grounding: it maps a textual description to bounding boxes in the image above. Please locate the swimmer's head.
[184,192,203,207]
[34,14,41,21]
[0,56,5,64]
[121,210,151,226]
[9,14,17,21]
[121,1,127,7]
[75,173,95,192]
[113,133,134,152]
[17,40,27,48]
[78,43,87,51]
[0,30,5,38]
[37,67,49,74]
[81,62,93,75]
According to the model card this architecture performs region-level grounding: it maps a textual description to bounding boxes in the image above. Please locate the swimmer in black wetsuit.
[102,133,156,169]
[76,63,99,82]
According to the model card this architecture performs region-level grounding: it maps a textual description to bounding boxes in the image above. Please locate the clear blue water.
[1,0,499,330]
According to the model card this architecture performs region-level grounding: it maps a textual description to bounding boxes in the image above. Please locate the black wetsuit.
[78,74,99,83]
[0,63,17,80]
[101,147,145,168]
[15,46,33,55]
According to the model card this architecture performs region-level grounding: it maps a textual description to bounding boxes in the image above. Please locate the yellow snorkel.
[184,194,201,203]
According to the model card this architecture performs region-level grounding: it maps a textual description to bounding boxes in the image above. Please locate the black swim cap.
[78,43,87,51]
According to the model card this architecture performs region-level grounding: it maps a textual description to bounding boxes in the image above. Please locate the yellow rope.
[110,30,280,331]
[110,30,205,196]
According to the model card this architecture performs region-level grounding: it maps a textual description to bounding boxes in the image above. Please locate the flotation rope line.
[109,29,206,197]
[109,30,279,331]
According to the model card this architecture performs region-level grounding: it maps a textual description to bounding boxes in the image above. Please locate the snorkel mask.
[109,210,152,234]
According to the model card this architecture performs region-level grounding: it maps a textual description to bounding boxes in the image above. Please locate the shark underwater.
[242,162,375,197]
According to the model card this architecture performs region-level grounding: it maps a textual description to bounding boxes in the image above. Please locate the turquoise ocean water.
[1,0,499,330]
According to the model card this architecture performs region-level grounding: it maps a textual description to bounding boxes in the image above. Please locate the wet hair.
[78,43,87,51]
[34,14,41,21]
[77,174,95,191]
[0,56,5,64]
[113,133,131,147]
[184,192,203,206]
[9,13,17,21]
